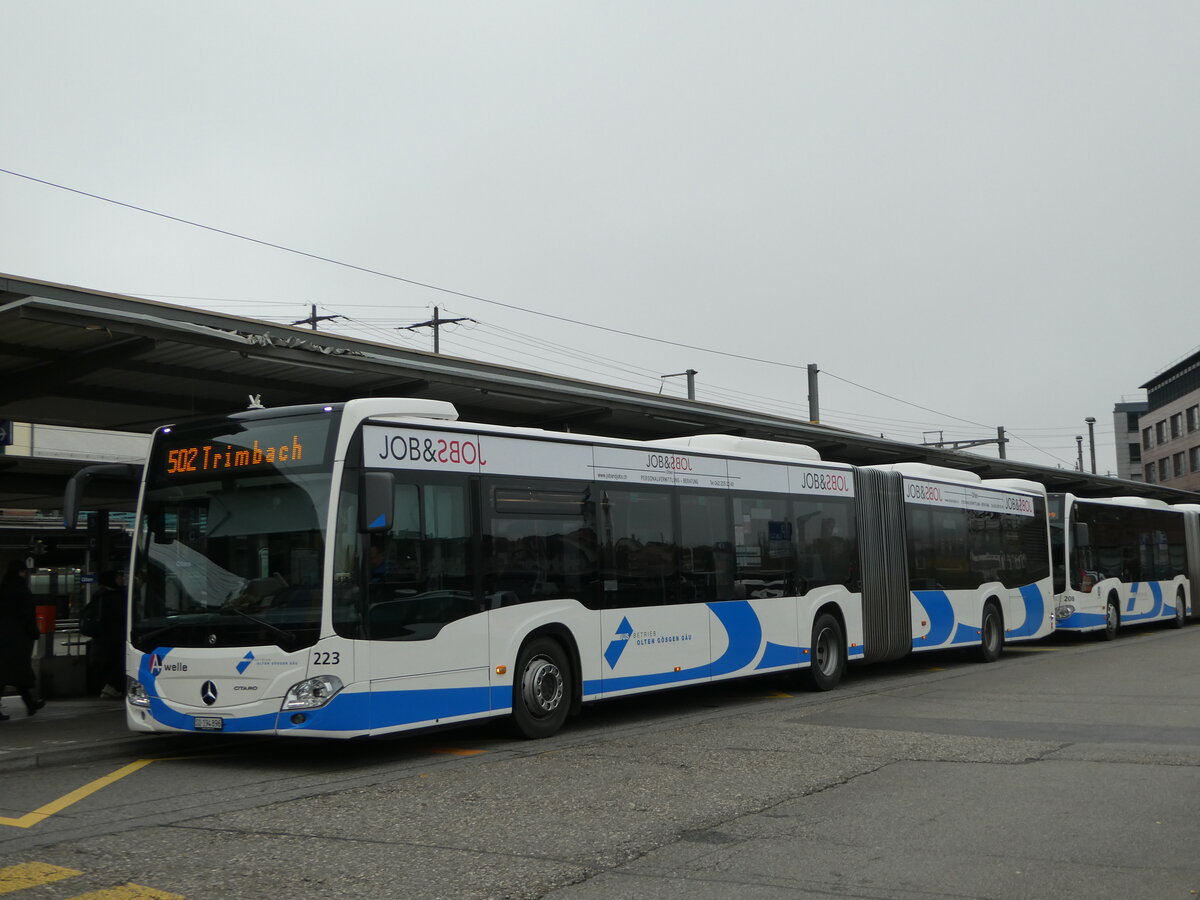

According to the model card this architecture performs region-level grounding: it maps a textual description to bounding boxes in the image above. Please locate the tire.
[1101,594,1120,641]
[802,612,845,691]
[1172,589,1187,629]
[509,636,571,739]
[977,601,1004,663]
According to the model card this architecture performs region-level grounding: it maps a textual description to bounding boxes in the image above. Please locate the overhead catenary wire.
[135,290,1077,466]
[5,167,1000,423]
[5,167,1082,468]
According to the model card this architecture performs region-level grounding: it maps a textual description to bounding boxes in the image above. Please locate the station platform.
[0,697,187,771]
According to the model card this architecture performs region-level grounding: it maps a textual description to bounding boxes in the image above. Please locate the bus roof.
[869,462,983,485]
[646,434,822,462]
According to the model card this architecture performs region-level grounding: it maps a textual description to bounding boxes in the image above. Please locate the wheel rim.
[1178,594,1186,623]
[1107,602,1118,633]
[813,627,837,676]
[521,655,564,718]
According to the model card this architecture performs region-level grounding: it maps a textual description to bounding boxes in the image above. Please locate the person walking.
[90,570,127,699]
[0,560,46,720]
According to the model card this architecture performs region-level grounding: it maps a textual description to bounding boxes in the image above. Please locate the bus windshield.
[130,411,338,652]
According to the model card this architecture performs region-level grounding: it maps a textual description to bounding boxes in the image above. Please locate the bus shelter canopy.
[1,273,1190,512]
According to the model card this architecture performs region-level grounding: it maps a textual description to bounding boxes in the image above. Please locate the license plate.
[194,716,224,731]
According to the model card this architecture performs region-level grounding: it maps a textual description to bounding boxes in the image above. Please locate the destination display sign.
[158,418,333,480]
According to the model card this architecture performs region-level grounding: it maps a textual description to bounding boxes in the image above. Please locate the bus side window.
[599,488,677,608]
[366,479,476,641]
[678,492,734,603]
[795,498,857,590]
[483,481,597,608]
[731,494,796,599]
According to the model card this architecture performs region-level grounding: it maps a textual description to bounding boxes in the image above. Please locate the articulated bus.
[122,399,1054,740]
[1049,494,1195,638]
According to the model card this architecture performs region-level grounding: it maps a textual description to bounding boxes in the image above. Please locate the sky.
[3,1,1198,478]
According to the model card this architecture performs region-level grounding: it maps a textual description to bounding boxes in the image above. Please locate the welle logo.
[148,653,187,676]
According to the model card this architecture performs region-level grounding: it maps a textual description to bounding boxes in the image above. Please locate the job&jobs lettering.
[378,435,488,467]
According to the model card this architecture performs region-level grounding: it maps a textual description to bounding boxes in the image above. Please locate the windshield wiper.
[217,604,301,650]
[134,621,190,648]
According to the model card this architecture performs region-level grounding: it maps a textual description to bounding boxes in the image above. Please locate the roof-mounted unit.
[873,462,983,484]
[648,434,822,462]
[351,398,459,421]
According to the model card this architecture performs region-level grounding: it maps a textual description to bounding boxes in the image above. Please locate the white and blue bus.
[1049,494,1193,638]
[121,399,1053,739]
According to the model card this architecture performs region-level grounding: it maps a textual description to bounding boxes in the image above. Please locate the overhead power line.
[0,167,1069,452]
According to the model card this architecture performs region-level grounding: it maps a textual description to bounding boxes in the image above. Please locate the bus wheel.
[977,601,1004,662]
[1101,595,1120,641]
[803,613,845,691]
[510,637,571,739]
[1172,589,1187,628]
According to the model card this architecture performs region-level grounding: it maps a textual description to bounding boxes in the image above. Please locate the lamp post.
[1085,417,1097,474]
[1075,435,1084,471]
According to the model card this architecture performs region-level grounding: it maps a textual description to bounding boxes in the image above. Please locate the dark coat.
[0,574,39,689]
[90,585,126,666]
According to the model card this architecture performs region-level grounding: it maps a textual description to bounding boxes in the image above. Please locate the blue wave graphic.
[1125,582,1165,622]
[757,641,803,669]
[1006,584,1046,638]
[591,600,764,694]
[914,591,954,646]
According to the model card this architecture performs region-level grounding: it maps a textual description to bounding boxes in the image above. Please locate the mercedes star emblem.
[201,681,218,706]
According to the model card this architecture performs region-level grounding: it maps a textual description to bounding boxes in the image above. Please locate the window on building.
[1143,427,1153,450]
[1158,458,1170,481]
[1188,406,1199,433]
[1156,421,1167,444]
[1171,413,1183,439]
[1128,442,1141,464]
[1127,411,1141,432]
[1191,446,1200,473]
[1145,464,1155,483]
[1174,452,1186,478]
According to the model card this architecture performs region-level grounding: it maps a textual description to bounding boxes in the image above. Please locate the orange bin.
[35,605,57,635]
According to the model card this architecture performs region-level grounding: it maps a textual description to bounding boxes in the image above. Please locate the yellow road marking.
[428,747,486,756]
[0,862,82,894]
[0,759,157,829]
[70,884,183,899]
[765,691,793,698]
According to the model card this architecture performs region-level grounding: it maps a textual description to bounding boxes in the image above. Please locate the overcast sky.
[4,2,1198,476]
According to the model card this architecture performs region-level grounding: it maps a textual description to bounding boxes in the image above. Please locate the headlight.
[1054,604,1076,620]
[282,675,344,710]
[126,677,151,708]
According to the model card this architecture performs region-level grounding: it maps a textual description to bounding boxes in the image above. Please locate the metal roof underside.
[2,273,1194,510]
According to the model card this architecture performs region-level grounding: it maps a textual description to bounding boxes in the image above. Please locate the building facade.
[1139,348,1200,492]
[1113,400,1148,481]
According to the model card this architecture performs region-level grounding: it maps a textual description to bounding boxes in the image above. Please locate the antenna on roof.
[247,394,265,410]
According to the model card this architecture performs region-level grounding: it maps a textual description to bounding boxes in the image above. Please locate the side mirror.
[360,472,393,532]
[150,508,174,545]
[1073,522,1090,548]
[63,464,141,530]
